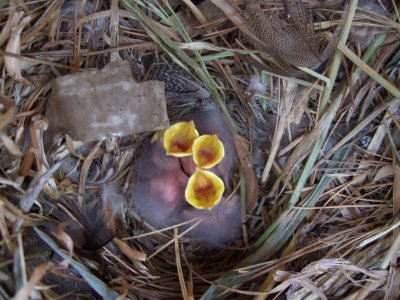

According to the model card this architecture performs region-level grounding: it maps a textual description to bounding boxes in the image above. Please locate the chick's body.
[134,141,188,225]
[132,109,241,246]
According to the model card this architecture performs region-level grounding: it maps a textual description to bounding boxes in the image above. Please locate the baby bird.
[180,110,237,188]
[181,195,241,246]
[134,140,189,225]
[132,109,241,246]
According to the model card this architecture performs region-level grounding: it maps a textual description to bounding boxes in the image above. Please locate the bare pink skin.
[133,110,240,245]
[180,156,197,175]
[181,195,241,246]
[133,141,188,225]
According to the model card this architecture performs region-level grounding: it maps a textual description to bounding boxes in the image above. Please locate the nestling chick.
[181,195,241,246]
[179,110,238,188]
[134,140,189,226]
[132,109,241,245]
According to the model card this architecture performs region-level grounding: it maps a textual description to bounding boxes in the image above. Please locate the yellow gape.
[163,121,226,210]
[163,121,199,157]
[185,169,225,210]
[192,134,225,169]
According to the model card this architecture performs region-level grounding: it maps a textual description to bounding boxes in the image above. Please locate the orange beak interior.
[163,121,199,157]
[185,169,224,209]
[192,134,225,169]
[163,121,227,210]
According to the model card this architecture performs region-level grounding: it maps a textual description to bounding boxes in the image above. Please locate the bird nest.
[1,0,400,299]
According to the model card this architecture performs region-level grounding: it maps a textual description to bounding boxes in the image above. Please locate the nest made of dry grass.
[0,0,400,299]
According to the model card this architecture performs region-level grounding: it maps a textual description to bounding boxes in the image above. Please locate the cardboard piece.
[47,60,169,142]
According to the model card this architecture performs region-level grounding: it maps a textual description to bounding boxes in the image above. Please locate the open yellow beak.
[192,134,225,169]
[163,121,199,157]
[185,169,224,209]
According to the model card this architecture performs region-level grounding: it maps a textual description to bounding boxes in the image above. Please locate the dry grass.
[0,0,399,299]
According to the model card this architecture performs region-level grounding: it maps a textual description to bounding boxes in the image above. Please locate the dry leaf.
[0,106,15,132]
[261,80,297,184]
[113,237,147,262]
[18,162,61,213]
[394,164,400,218]
[28,115,50,175]
[0,93,15,107]
[78,140,102,205]
[5,15,32,81]
[0,8,23,48]
[53,223,74,268]
[269,95,342,196]
[0,201,12,252]
[174,228,190,300]
[346,83,370,123]
[233,133,259,214]
[0,132,22,156]
[372,165,393,182]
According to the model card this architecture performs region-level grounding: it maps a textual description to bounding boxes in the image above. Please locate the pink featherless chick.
[181,194,241,246]
[133,109,242,245]
[132,137,188,227]
[179,110,241,245]
[180,110,238,186]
